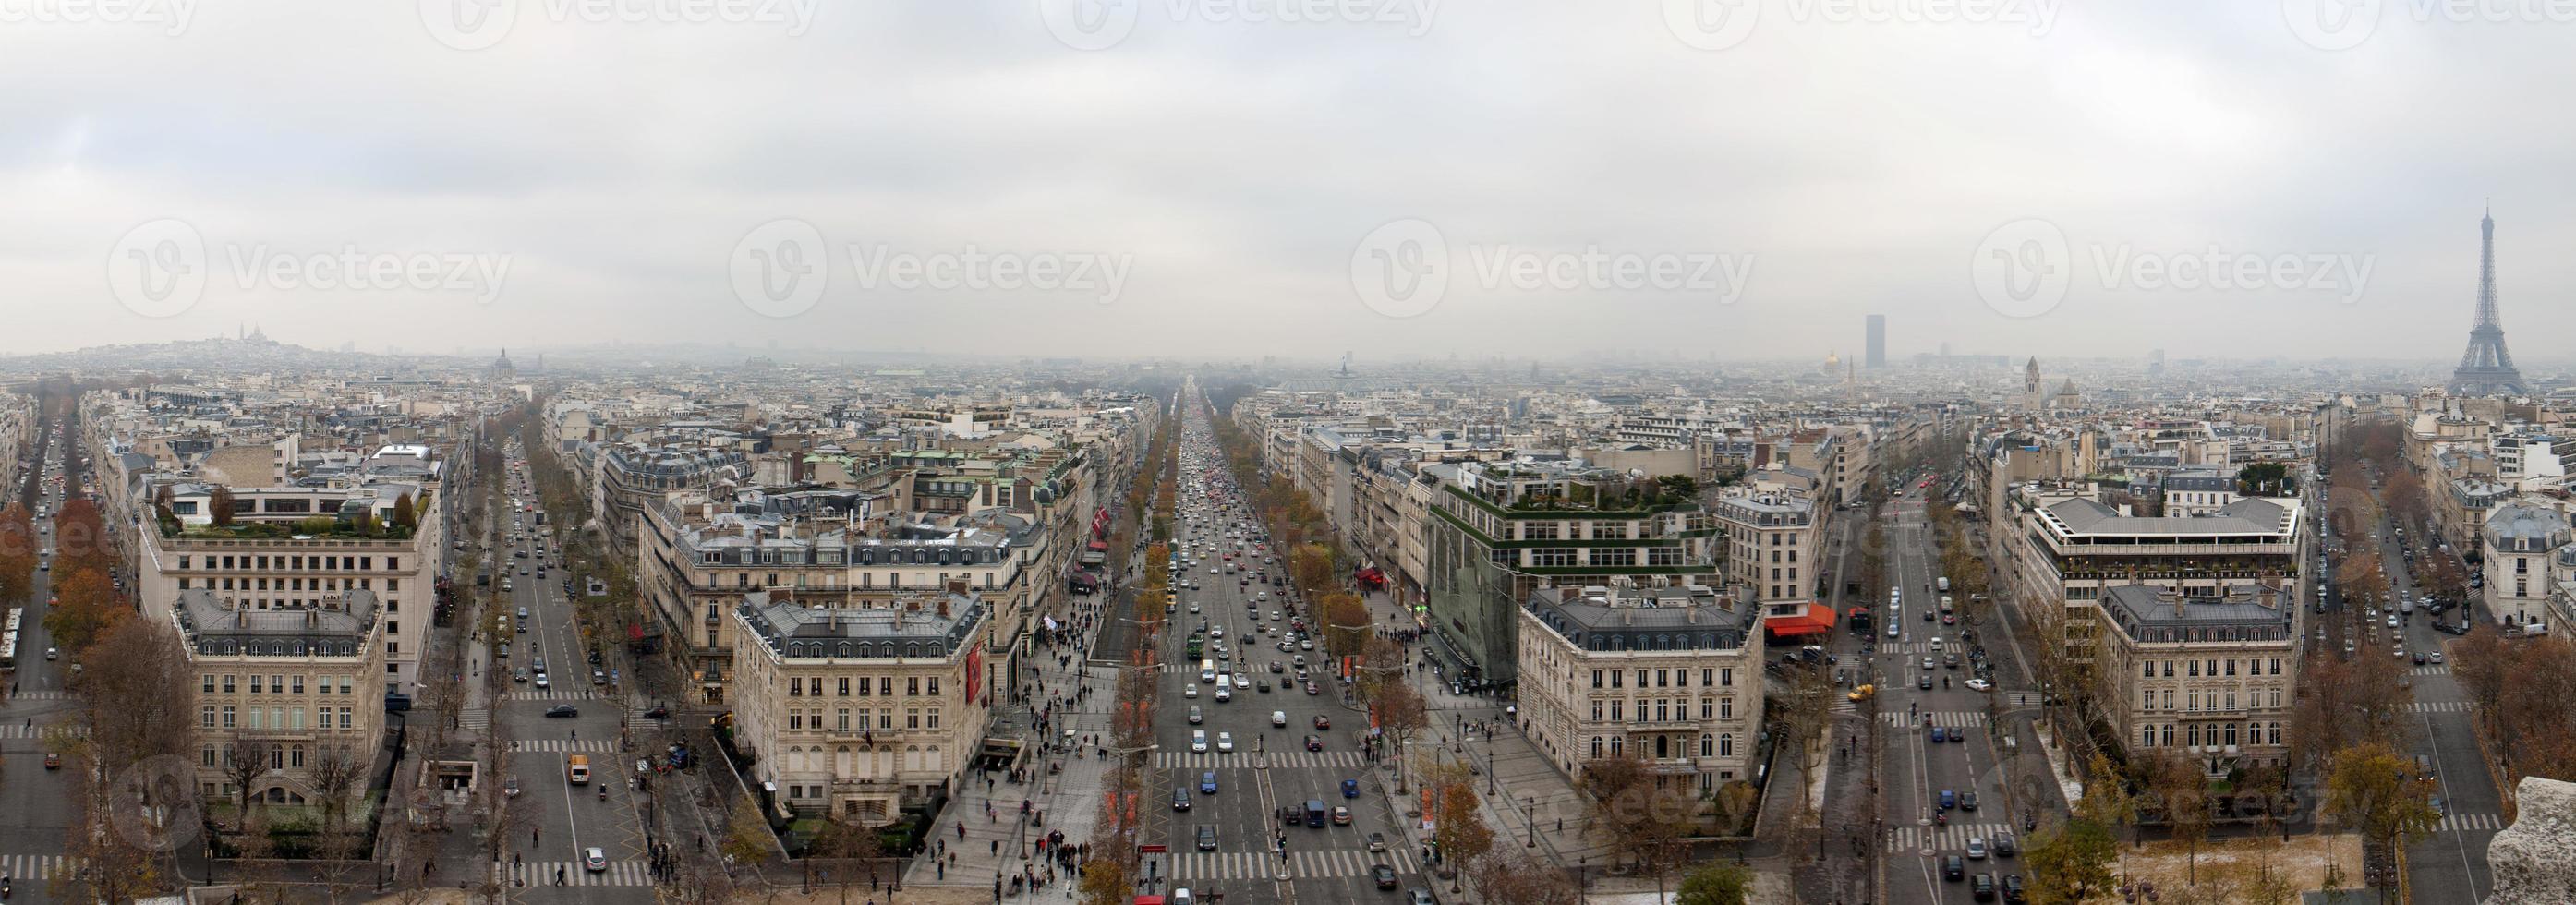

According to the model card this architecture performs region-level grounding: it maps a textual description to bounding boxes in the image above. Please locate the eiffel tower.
[2449,205,2526,396]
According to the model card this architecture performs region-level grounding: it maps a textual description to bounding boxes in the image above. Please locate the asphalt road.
[490,440,659,899]
[1870,485,2049,905]
[2,418,93,900]
[1140,392,1425,905]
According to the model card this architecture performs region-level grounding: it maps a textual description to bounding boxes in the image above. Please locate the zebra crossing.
[504,740,623,754]
[491,859,654,887]
[0,853,84,880]
[1887,821,2013,854]
[6,690,68,701]
[0,723,86,740]
[2408,701,2472,714]
[2409,665,2450,677]
[1154,751,1368,770]
[503,687,601,702]
[1164,847,1415,882]
[1879,711,1989,729]
[2437,812,2503,833]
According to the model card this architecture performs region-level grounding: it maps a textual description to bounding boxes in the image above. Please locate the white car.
[1191,730,1208,753]
[1233,673,1252,689]
[1185,684,1200,699]
[1215,685,1232,702]
[1216,732,1235,753]
[1965,679,1993,692]
[1271,710,1288,727]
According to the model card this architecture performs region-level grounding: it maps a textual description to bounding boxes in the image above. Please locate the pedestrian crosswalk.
[6,690,67,701]
[2408,701,2472,714]
[2437,812,2503,833]
[0,853,84,880]
[491,859,654,887]
[1154,751,1368,770]
[1164,848,1416,881]
[1886,821,2014,854]
[0,723,86,740]
[503,687,601,702]
[505,740,622,754]
[2410,665,2450,677]
[1880,711,1989,729]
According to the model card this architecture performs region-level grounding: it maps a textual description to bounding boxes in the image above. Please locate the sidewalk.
[904,591,1123,891]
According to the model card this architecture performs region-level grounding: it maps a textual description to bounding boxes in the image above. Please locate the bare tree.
[307,744,369,839]
[223,736,277,821]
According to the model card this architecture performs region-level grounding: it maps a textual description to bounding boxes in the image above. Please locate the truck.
[567,754,592,785]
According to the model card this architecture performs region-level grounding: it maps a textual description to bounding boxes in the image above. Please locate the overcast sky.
[4,1,2573,366]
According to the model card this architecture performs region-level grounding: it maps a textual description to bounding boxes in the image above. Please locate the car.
[1333,805,1352,825]
[1196,825,1218,851]
[1372,864,1398,889]
[1257,680,1272,693]
[45,646,57,661]
[1185,683,1200,699]
[1889,622,1902,638]
[1305,682,1321,694]
[1918,673,1933,690]
[1173,786,1192,811]
[1965,678,1993,692]
[514,669,530,682]
[2413,651,2427,665]
[1273,710,1288,727]
[1925,609,1935,621]
[1306,734,1324,751]
[1215,684,1232,702]
[1943,855,1965,881]
[1210,627,1224,639]
[1967,837,1988,859]
[1269,660,1285,674]
[1952,727,1966,742]
[591,669,608,685]
[2432,651,2446,664]
[44,752,62,769]
[1939,789,1956,810]
[1368,832,1387,852]
[2002,874,2026,903]
[1922,657,1936,670]
[1971,872,1997,901]
[2430,796,2447,816]
[1191,730,1208,753]
[1409,891,1435,905]
[1931,727,1948,743]
[1234,674,1251,689]
[1343,778,1361,798]
[585,847,608,873]
[1314,714,1332,730]
[1216,732,1234,753]
[645,706,671,719]
[1201,772,1219,794]
[545,705,579,718]
[1991,832,2017,856]
[1848,683,1877,702]
[535,675,552,689]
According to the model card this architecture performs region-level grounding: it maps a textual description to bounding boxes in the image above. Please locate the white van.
[1937,576,1951,592]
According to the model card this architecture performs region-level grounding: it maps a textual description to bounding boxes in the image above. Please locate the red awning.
[1088,539,1109,551]
[1764,606,1837,637]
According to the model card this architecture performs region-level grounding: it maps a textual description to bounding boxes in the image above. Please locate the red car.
[1313,715,1331,730]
